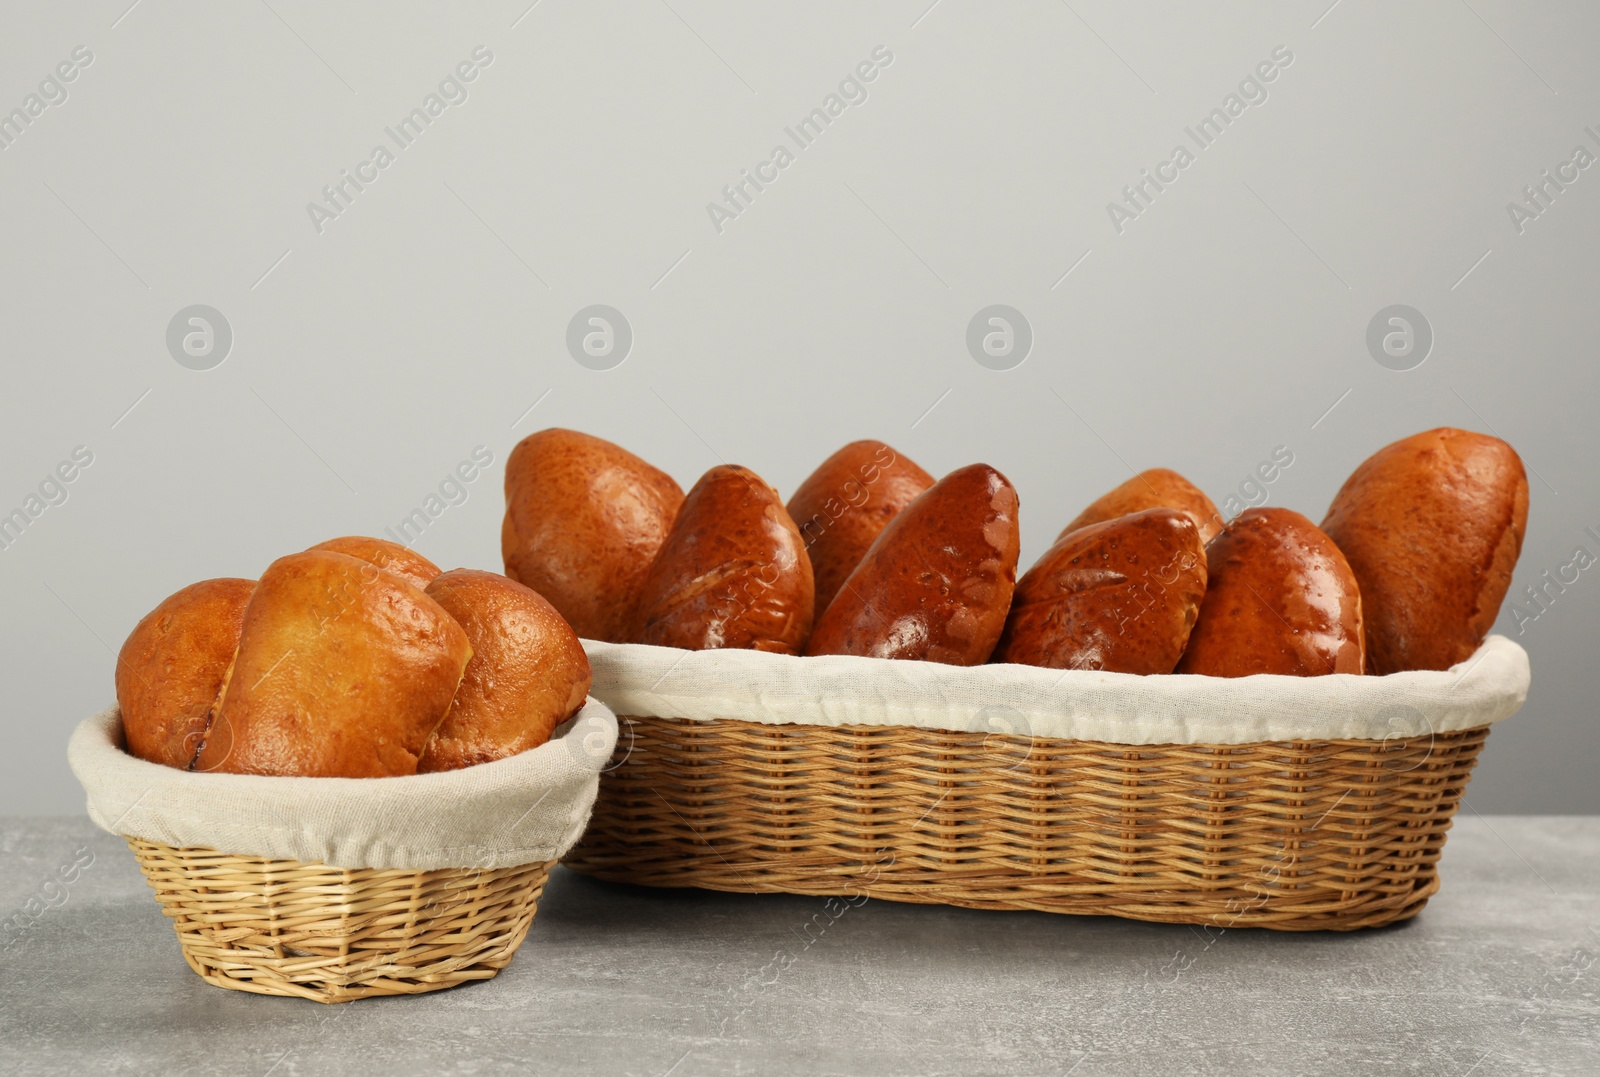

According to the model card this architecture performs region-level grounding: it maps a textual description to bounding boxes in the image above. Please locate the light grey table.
[1,816,1595,1077]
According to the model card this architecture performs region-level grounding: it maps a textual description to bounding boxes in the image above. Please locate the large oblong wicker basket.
[564,639,1527,932]
[69,702,617,1002]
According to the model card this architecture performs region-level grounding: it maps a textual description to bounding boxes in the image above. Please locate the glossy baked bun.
[115,578,254,770]
[194,551,473,777]
[502,429,684,643]
[806,463,1020,665]
[1176,507,1364,677]
[635,465,813,654]
[1058,468,1222,546]
[1321,427,1528,674]
[307,536,441,590]
[994,508,1206,674]
[786,441,934,612]
[417,569,592,772]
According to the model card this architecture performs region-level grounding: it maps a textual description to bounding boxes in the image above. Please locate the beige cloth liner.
[583,635,1528,746]
[68,699,617,871]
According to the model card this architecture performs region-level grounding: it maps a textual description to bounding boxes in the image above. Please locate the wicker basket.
[565,641,1525,931]
[566,719,1486,931]
[69,702,617,1001]
[128,839,554,1002]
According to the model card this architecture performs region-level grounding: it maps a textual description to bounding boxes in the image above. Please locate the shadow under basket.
[563,717,1491,932]
[127,839,554,1003]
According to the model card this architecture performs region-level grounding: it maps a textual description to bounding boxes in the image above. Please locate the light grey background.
[1,0,1595,814]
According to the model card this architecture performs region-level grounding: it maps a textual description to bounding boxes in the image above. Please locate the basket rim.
[608,710,1495,751]
[125,833,557,874]
[583,635,1528,747]
[69,699,616,872]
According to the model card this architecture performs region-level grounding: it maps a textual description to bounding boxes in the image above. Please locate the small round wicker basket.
[127,839,554,1003]
[69,701,618,1003]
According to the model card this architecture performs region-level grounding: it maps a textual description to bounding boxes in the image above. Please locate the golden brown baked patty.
[1176,507,1364,677]
[636,465,814,654]
[115,577,255,769]
[807,463,1020,666]
[996,508,1206,674]
[502,428,683,642]
[306,535,441,590]
[418,569,592,772]
[194,551,472,777]
[1058,468,1222,546]
[1321,427,1528,674]
[787,440,934,614]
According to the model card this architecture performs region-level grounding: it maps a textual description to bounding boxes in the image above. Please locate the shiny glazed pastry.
[1321,427,1528,674]
[806,463,1020,665]
[502,429,684,642]
[1175,507,1364,677]
[786,440,934,613]
[418,569,592,772]
[194,551,473,777]
[635,465,814,653]
[994,508,1206,674]
[307,535,441,589]
[115,578,254,770]
[1058,468,1222,546]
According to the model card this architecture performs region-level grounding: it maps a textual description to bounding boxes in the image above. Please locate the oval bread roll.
[115,578,255,770]
[502,429,684,643]
[1321,427,1528,674]
[994,508,1206,674]
[418,569,592,772]
[787,441,934,614]
[806,463,1020,665]
[1058,468,1222,546]
[1176,507,1364,677]
[194,551,473,777]
[307,536,441,589]
[636,465,814,654]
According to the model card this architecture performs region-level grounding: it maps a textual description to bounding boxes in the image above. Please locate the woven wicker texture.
[129,838,552,1002]
[564,717,1489,931]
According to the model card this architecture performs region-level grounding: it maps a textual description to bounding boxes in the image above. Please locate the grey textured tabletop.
[2,816,1596,1077]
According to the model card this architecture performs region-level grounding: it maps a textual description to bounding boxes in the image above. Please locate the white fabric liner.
[68,699,618,871]
[584,635,1528,746]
